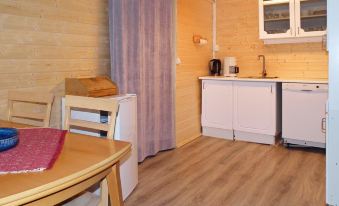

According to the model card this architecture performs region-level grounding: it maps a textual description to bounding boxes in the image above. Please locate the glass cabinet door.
[295,0,327,37]
[260,0,295,38]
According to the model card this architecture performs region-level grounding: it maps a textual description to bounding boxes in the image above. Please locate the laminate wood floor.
[125,137,325,206]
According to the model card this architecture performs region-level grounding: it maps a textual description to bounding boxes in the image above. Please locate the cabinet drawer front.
[233,81,277,135]
[201,80,233,130]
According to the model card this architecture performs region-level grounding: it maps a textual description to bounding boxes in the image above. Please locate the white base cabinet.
[201,80,233,140]
[233,81,282,144]
[201,80,282,144]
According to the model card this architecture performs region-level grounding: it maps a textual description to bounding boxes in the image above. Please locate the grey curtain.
[109,0,175,162]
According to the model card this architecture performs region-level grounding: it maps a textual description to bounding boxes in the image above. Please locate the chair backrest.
[8,91,54,127]
[64,95,119,139]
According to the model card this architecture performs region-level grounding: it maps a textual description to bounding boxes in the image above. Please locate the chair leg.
[99,179,109,206]
[106,162,123,206]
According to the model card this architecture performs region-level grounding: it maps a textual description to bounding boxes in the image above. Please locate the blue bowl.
[0,128,19,152]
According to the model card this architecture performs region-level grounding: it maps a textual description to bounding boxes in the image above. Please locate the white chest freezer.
[282,83,328,148]
[62,94,138,200]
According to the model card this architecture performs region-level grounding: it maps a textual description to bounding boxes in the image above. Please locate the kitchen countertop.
[199,76,328,84]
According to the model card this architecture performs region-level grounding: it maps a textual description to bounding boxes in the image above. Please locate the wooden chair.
[63,95,121,206]
[64,95,119,139]
[8,91,54,127]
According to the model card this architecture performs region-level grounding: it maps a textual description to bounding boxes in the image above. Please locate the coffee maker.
[209,59,222,76]
[223,57,239,77]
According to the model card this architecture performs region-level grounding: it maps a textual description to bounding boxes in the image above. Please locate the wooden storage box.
[65,76,119,97]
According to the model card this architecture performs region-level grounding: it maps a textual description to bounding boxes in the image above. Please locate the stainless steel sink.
[239,76,279,79]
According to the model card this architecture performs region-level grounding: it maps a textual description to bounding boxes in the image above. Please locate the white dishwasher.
[282,83,328,148]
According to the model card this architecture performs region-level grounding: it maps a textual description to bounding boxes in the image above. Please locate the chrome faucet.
[258,55,267,78]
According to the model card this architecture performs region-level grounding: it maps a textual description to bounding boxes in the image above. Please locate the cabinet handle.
[321,118,326,133]
[270,85,273,93]
[297,27,300,35]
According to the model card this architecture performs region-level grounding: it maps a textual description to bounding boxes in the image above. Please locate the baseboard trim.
[234,130,278,145]
[176,134,201,148]
[202,127,234,140]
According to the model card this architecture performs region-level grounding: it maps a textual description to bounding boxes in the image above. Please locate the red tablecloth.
[0,128,66,174]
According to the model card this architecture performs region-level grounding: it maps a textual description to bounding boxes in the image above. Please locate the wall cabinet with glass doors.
[259,0,327,44]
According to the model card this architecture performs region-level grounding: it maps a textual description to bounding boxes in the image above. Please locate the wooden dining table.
[0,120,131,206]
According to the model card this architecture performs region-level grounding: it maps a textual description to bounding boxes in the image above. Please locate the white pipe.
[212,0,217,59]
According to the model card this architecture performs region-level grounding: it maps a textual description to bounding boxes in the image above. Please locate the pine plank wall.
[0,0,110,127]
[176,0,213,147]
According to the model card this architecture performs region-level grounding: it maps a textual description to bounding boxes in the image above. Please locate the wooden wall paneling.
[0,0,110,128]
[176,0,213,147]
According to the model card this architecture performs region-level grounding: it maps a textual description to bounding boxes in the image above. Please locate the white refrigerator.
[62,94,138,200]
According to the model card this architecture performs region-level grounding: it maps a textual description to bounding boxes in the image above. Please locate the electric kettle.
[209,59,222,76]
